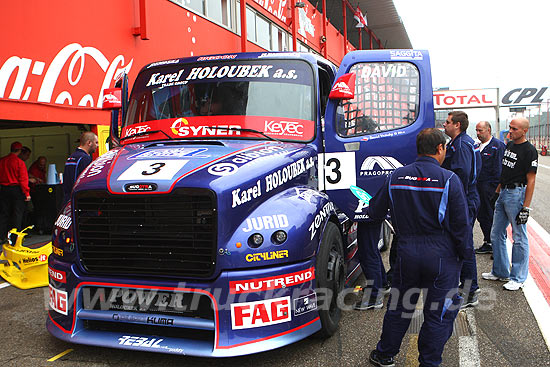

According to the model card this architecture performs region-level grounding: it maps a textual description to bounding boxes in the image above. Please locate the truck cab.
[47,50,434,357]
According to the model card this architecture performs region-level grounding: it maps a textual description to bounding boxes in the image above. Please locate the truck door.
[320,50,434,220]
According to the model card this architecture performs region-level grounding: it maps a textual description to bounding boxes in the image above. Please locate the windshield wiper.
[215,126,281,142]
[120,130,173,141]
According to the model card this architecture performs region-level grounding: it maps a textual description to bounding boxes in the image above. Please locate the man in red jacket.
[0,141,31,242]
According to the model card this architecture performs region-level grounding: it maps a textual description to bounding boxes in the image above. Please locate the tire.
[315,221,345,338]
[378,220,392,252]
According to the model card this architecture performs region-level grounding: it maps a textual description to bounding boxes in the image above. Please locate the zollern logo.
[360,156,403,176]
[125,183,158,192]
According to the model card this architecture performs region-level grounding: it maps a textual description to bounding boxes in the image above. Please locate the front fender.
[217,186,335,270]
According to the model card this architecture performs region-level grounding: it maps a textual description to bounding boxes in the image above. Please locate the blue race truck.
[47,50,434,357]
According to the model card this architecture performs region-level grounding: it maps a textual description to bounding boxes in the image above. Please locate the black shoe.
[355,295,383,310]
[475,243,493,254]
[460,292,479,309]
[369,350,395,367]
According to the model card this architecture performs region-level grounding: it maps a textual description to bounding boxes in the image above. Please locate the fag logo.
[49,285,68,315]
[231,296,291,329]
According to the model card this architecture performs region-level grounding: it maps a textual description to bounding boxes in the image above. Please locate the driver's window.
[336,62,420,137]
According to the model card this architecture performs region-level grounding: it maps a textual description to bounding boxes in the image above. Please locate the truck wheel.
[315,221,345,338]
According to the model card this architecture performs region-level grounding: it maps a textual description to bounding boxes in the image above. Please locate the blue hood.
[75,140,316,197]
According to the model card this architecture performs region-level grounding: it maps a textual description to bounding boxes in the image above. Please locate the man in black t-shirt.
[482,117,537,291]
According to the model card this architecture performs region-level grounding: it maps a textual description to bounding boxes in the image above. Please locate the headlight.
[272,230,287,245]
[248,233,264,248]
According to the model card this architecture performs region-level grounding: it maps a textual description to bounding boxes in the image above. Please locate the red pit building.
[0,0,410,164]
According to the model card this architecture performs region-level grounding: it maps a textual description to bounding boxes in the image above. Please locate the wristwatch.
[523,207,533,211]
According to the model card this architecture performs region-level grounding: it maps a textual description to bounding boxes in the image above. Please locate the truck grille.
[75,189,217,278]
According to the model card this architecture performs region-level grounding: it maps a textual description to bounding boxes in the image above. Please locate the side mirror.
[104,73,129,148]
[102,88,122,109]
[328,73,356,100]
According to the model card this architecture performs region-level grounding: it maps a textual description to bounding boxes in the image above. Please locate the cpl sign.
[434,87,550,109]
[501,87,549,105]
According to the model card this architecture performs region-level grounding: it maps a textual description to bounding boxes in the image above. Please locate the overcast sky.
[393,0,550,90]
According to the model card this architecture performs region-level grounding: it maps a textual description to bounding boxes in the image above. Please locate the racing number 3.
[117,159,189,181]
[142,162,166,175]
[326,158,341,184]
[320,152,356,190]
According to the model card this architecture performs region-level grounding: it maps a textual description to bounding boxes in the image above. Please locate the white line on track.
[458,309,480,367]
[523,218,550,350]
[538,163,550,169]
[0,282,11,289]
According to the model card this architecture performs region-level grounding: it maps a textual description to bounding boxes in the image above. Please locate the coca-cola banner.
[0,43,133,108]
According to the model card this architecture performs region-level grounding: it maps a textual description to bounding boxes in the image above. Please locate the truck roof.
[142,51,335,73]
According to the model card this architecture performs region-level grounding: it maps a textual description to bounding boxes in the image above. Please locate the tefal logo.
[48,267,67,283]
[231,296,291,329]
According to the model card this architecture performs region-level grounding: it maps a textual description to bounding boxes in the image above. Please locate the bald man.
[63,131,98,203]
[482,118,538,291]
[474,121,506,254]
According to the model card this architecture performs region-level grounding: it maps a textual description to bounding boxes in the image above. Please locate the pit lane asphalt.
[1,227,549,366]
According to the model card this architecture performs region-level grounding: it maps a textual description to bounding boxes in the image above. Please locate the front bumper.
[47,257,320,357]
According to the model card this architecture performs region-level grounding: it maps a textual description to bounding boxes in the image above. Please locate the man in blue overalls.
[367,128,470,367]
[474,121,506,254]
[442,111,481,308]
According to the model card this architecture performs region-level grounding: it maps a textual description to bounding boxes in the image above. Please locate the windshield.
[123,58,315,143]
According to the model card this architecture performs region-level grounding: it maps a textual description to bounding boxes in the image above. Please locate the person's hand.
[515,207,530,225]
[25,195,31,202]
[490,192,499,209]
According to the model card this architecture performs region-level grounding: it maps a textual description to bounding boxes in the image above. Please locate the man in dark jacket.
[367,128,470,367]
[474,121,506,254]
[442,111,481,308]
[63,131,98,203]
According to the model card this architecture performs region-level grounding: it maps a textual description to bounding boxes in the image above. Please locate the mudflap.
[0,238,52,289]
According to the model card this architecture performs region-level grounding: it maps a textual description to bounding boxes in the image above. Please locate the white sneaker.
[503,280,524,291]
[481,272,509,281]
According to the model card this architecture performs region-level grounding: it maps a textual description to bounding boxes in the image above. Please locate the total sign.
[433,89,497,109]
[231,296,291,329]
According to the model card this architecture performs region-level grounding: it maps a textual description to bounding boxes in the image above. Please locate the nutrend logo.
[360,156,403,176]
